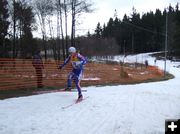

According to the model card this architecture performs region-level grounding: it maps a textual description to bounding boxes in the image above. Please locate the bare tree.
[70,0,93,47]
[33,0,54,60]
[64,0,69,57]
[56,0,72,59]
[12,0,16,58]
[56,1,61,61]
[47,18,54,39]
[58,0,65,60]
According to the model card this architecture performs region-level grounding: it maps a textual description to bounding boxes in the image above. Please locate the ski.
[61,96,89,109]
[60,89,87,92]
[33,89,87,94]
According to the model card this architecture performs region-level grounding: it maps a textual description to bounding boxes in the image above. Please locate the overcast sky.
[77,0,179,35]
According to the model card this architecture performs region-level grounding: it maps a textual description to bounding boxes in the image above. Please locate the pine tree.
[0,0,9,57]
[13,1,36,58]
[94,22,102,38]
[174,3,180,55]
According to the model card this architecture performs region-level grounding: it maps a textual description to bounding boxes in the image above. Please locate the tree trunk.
[57,5,61,61]
[71,0,76,47]
[13,0,16,58]
[42,18,47,60]
[64,0,68,57]
[59,0,65,60]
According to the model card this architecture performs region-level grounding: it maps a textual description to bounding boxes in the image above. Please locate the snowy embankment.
[0,53,180,134]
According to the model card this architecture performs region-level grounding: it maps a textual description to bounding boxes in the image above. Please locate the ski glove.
[59,65,63,69]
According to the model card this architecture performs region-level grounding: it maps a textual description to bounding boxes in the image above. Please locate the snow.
[82,77,101,81]
[0,52,180,134]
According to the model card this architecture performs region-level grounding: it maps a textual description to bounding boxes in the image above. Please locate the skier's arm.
[77,54,87,65]
[59,56,70,69]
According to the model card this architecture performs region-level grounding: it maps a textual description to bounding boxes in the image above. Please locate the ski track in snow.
[0,53,180,134]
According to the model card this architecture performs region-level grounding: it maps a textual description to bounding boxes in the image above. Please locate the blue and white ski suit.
[60,53,87,95]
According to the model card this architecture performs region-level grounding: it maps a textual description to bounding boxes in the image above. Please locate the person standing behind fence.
[32,50,44,88]
[145,60,148,68]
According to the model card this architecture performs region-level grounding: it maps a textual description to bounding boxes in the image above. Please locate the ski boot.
[64,87,72,91]
[77,94,83,101]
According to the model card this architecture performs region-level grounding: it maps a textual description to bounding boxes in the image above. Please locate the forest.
[93,6,180,57]
[1,0,180,61]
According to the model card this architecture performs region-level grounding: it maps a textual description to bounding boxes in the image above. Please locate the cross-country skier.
[59,47,87,101]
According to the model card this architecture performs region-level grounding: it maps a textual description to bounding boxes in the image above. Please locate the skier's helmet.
[68,47,76,53]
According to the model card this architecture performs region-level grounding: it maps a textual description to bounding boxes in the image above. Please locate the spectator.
[145,60,148,68]
[32,50,44,88]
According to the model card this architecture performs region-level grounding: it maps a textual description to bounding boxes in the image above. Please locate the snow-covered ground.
[0,53,180,134]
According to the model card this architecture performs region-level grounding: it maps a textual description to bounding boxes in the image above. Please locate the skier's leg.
[36,68,43,88]
[74,70,83,99]
[75,78,82,94]
[67,72,73,88]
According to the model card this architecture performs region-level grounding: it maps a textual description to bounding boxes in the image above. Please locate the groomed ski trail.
[61,96,89,109]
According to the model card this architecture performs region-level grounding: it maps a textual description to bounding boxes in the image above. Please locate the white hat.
[68,47,76,53]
